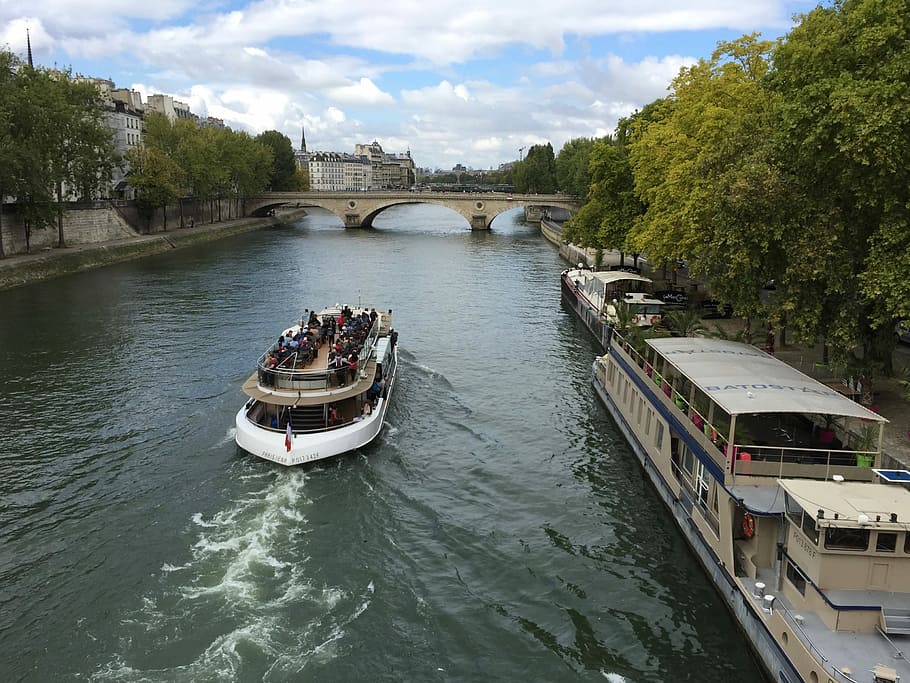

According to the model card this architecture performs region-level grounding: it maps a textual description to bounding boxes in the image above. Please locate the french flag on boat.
[285,418,293,452]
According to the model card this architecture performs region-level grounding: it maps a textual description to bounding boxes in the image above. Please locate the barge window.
[645,409,652,436]
[785,561,807,596]
[800,514,819,545]
[682,446,694,476]
[655,422,664,449]
[876,532,897,553]
[637,397,644,423]
[607,360,616,384]
[824,527,869,551]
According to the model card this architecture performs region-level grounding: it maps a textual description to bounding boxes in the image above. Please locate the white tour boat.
[593,332,910,683]
[235,305,398,466]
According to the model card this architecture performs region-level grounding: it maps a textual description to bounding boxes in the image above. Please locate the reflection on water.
[0,205,765,682]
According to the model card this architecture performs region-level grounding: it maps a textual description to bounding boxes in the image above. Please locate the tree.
[628,36,787,323]
[44,72,116,247]
[769,0,910,376]
[125,145,181,231]
[513,143,556,194]
[255,130,296,191]
[555,137,598,197]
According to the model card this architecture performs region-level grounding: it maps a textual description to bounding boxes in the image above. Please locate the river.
[0,205,765,681]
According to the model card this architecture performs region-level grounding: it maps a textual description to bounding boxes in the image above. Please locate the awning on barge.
[646,338,886,421]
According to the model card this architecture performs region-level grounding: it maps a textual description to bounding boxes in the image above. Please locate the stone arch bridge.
[246,191,579,230]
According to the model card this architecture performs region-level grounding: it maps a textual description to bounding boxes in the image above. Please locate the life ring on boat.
[742,512,756,539]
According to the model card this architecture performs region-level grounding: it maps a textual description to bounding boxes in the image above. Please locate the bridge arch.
[246,191,580,230]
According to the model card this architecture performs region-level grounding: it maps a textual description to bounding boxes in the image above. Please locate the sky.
[1,1,816,171]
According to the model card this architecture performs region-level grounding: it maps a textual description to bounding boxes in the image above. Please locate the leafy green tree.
[628,36,786,323]
[44,72,116,246]
[125,145,181,231]
[513,143,556,194]
[769,0,910,375]
[0,51,18,257]
[555,137,598,197]
[255,130,296,191]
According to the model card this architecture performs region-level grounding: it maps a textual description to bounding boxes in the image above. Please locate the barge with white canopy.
[593,332,907,683]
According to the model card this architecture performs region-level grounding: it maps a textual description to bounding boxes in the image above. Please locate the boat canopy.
[646,338,887,421]
[779,479,910,529]
[589,271,652,287]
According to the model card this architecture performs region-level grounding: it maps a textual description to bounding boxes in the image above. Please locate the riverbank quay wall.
[0,208,307,292]
[0,198,253,256]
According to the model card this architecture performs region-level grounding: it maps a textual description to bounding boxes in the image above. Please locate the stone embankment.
[0,208,307,292]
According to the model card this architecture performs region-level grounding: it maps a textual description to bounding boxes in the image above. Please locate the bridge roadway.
[246,191,579,230]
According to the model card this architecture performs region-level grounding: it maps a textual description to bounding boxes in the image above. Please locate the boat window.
[645,408,652,436]
[682,446,694,475]
[607,360,616,384]
[655,422,664,449]
[876,532,897,553]
[785,561,807,596]
[824,527,869,551]
[800,514,819,545]
[785,494,803,527]
[637,396,644,423]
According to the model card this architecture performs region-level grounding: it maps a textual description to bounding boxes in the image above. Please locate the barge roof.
[647,338,886,422]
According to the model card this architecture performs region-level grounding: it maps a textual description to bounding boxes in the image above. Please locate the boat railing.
[607,331,880,482]
[256,322,382,391]
[607,330,731,463]
[729,442,878,479]
[772,599,861,683]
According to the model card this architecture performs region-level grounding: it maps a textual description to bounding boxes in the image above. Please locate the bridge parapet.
[247,191,580,230]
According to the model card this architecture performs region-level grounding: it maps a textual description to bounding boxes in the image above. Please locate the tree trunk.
[162,204,167,232]
[24,218,31,253]
[178,197,185,228]
[56,180,66,248]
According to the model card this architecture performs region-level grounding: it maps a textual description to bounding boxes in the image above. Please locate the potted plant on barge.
[818,414,838,445]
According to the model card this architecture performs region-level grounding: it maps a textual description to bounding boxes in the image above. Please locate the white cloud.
[1,0,805,168]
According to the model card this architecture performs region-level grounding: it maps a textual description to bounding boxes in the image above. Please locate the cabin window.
[682,446,695,476]
[655,422,664,449]
[607,360,616,384]
[785,561,807,596]
[637,397,644,423]
[785,495,802,526]
[876,532,897,553]
[824,527,869,551]
[623,378,630,404]
[800,514,819,545]
[645,409,652,436]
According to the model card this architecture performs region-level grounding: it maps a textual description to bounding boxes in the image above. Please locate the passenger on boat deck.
[362,402,372,416]
[308,310,319,326]
[328,404,339,425]
[368,379,380,404]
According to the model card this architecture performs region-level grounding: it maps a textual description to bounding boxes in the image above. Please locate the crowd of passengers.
[264,306,379,386]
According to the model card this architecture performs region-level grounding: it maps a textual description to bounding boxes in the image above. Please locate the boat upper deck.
[647,337,884,422]
[241,307,393,406]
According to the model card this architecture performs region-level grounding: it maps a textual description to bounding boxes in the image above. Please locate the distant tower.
[300,126,307,153]
[26,27,33,68]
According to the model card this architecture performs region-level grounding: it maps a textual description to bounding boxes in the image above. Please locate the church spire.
[300,126,307,153]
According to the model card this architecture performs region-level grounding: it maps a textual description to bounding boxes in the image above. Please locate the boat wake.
[93,468,372,680]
